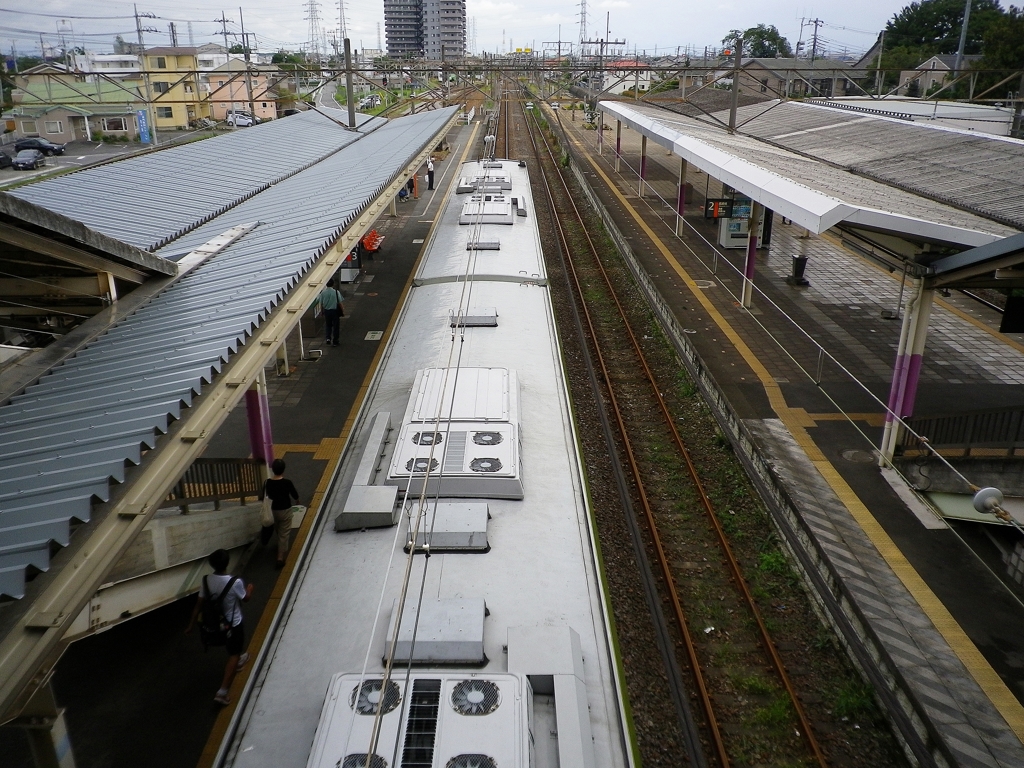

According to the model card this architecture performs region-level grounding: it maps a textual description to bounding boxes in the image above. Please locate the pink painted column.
[614,120,622,172]
[740,201,762,308]
[675,157,688,237]
[246,369,274,469]
[638,135,647,197]
[900,288,934,417]
[880,279,924,463]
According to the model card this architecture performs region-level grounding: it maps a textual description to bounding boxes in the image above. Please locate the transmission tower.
[469,17,477,55]
[578,0,588,54]
[305,0,325,66]
[377,22,381,51]
[337,0,348,41]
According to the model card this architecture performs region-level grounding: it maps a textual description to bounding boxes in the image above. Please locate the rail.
[165,457,265,512]
[900,407,1024,457]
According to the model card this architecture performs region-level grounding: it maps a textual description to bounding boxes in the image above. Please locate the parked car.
[0,152,12,169]
[14,137,65,155]
[226,112,257,127]
[12,149,45,170]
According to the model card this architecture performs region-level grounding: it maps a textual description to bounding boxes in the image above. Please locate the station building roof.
[599,100,1021,248]
[0,107,457,605]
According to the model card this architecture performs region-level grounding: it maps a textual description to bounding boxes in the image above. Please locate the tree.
[977,4,1024,68]
[885,0,1004,54]
[722,24,793,58]
[229,43,250,55]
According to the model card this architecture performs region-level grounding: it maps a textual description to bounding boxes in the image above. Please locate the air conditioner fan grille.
[451,680,501,715]
[446,756,497,768]
[338,754,387,768]
[350,680,401,715]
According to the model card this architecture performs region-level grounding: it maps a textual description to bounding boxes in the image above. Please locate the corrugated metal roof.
[725,101,1024,230]
[603,101,1018,241]
[8,110,384,252]
[0,107,457,599]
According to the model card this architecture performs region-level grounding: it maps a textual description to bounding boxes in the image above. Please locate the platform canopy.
[0,106,458,722]
[599,100,1024,282]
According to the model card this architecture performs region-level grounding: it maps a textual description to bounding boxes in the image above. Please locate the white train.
[226,158,632,768]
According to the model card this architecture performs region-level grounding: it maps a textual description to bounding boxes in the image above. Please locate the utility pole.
[807,18,823,62]
[874,30,885,96]
[215,12,235,121]
[169,22,178,47]
[953,0,972,80]
[239,7,256,120]
[135,3,159,145]
[581,14,624,97]
[344,38,356,127]
[729,37,743,133]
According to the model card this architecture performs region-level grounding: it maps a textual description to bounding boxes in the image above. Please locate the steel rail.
[545,100,829,767]
[519,84,729,768]
[514,80,708,768]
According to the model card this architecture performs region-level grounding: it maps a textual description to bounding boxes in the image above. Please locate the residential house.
[898,54,982,96]
[206,59,279,122]
[4,79,146,142]
[70,52,142,80]
[143,47,210,129]
[601,60,655,96]
[737,58,862,98]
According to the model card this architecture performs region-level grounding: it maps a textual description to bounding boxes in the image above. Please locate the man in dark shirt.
[264,458,299,567]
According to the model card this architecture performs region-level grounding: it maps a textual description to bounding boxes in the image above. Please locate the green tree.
[885,0,1004,54]
[977,4,1024,68]
[229,43,250,55]
[722,24,793,58]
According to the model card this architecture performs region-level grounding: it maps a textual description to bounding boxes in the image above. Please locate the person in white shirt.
[187,549,253,705]
[427,157,435,190]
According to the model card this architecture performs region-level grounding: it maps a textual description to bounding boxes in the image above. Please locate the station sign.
[703,199,733,219]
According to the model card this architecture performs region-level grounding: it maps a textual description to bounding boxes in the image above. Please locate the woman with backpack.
[186,549,253,705]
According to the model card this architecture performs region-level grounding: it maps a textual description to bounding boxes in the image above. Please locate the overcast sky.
[1,0,901,62]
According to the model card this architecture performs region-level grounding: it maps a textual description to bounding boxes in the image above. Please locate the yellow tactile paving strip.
[569,131,1024,742]
[196,123,480,768]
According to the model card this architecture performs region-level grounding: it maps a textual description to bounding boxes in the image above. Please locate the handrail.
[165,457,264,512]
[899,407,1024,457]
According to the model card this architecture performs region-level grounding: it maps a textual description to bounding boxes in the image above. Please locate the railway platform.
[555,106,1024,768]
[0,122,474,768]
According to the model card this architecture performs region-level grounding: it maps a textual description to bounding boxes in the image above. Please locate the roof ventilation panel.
[407,501,490,552]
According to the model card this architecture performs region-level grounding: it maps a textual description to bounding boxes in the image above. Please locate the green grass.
[754,695,794,726]
[833,680,878,719]
[733,673,776,695]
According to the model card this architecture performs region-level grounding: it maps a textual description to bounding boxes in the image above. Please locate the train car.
[224,158,631,768]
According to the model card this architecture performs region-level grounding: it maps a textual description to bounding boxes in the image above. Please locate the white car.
[226,112,256,127]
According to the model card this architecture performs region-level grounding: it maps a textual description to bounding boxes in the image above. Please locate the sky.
[0,0,903,62]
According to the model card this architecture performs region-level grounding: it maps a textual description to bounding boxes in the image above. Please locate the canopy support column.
[9,682,76,768]
[246,368,274,474]
[880,279,932,464]
[638,135,647,198]
[675,157,688,237]
[614,119,621,172]
[740,201,762,308]
[597,111,604,154]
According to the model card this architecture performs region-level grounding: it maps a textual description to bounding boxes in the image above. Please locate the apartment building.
[384,0,465,60]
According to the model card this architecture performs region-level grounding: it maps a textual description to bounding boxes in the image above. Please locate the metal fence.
[899,408,1024,457]
[165,458,265,512]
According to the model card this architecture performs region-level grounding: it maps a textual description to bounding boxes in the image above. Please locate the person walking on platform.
[316,278,344,346]
[427,157,435,190]
[186,549,253,705]
[264,459,300,568]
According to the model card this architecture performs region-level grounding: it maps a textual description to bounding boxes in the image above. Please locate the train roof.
[226,159,630,768]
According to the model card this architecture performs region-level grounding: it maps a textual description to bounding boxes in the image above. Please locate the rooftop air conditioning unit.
[386,423,522,499]
[307,674,530,768]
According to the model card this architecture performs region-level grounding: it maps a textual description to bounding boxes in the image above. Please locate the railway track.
[504,83,853,768]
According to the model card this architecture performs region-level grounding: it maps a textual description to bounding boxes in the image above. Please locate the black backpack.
[199,575,239,648]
